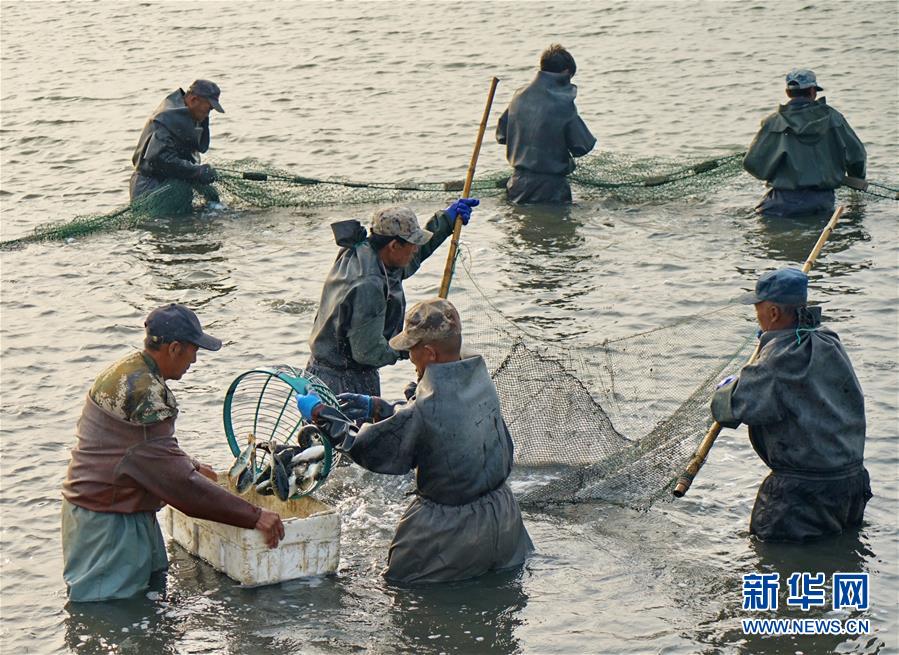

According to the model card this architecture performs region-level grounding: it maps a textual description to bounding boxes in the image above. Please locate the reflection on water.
[748,205,871,275]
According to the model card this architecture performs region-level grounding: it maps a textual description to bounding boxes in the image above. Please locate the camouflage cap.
[388,298,462,351]
[785,69,823,92]
[370,206,432,246]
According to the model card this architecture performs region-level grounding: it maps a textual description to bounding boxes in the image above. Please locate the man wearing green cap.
[306,199,478,397]
[61,304,284,602]
[130,80,224,211]
[743,69,866,217]
[297,298,533,583]
[711,269,871,542]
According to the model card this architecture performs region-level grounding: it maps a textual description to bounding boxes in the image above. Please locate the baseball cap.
[738,268,808,306]
[187,79,224,113]
[388,298,462,351]
[785,69,823,92]
[370,206,432,246]
[145,303,223,351]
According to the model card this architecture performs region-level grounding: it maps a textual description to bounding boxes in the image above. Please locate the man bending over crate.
[61,303,284,602]
[296,298,533,584]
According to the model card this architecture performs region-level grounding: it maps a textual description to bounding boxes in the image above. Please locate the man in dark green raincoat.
[496,44,596,204]
[130,80,223,211]
[306,200,478,396]
[297,298,533,584]
[743,69,866,217]
[711,268,871,542]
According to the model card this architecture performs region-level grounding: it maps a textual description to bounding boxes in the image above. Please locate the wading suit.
[743,97,866,218]
[711,309,871,542]
[61,352,262,602]
[319,355,534,583]
[495,70,596,204]
[130,89,213,209]
[306,212,455,396]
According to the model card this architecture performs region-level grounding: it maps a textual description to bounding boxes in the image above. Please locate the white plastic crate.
[162,475,340,586]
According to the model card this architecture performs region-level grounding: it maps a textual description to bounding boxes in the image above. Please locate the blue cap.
[739,268,808,306]
[145,303,222,350]
[785,69,823,92]
[187,79,224,113]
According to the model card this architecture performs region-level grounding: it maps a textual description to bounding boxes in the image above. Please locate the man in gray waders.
[130,80,223,211]
[711,269,871,542]
[495,44,596,204]
[297,298,533,584]
[306,200,478,396]
[743,69,866,217]
[61,304,284,602]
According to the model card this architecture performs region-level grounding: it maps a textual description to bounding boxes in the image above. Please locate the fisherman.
[130,79,224,210]
[61,304,284,602]
[496,44,596,204]
[743,69,866,217]
[711,268,871,542]
[297,298,533,584]
[306,199,479,396]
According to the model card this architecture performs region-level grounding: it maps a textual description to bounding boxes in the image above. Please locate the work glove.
[337,393,374,421]
[444,197,480,225]
[716,375,737,390]
[193,164,217,185]
[296,391,323,421]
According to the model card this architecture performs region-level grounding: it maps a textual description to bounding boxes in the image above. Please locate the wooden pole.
[438,77,500,299]
[672,205,845,498]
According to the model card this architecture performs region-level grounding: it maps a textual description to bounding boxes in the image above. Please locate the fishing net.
[9,148,891,249]
[449,251,757,509]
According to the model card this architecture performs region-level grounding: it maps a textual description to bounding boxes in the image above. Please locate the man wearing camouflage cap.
[743,69,866,217]
[711,269,870,542]
[296,298,533,583]
[130,80,224,211]
[306,199,479,396]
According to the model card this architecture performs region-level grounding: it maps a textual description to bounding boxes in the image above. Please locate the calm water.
[1,2,897,654]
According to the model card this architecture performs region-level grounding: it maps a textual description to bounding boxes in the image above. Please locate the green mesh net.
[3,150,894,250]
[448,250,756,509]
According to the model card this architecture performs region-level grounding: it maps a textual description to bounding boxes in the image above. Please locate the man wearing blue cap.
[130,80,224,211]
[711,269,871,542]
[743,69,866,217]
[61,304,284,602]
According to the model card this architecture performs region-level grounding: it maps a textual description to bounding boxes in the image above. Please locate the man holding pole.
[306,200,478,396]
[710,268,871,542]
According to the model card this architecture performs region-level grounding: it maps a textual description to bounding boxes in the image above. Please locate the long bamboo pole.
[672,205,845,498]
[438,77,500,299]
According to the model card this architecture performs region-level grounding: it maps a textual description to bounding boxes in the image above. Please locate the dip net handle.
[672,205,845,498]
[439,76,500,299]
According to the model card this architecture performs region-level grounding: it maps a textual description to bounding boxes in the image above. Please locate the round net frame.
[223,364,341,498]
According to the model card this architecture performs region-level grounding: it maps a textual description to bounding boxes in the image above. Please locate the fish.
[303,461,323,485]
[290,445,325,466]
[272,451,291,501]
[228,433,256,481]
[235,467,255,494]
[255,479,273,495]
[287,469,298,498]
[296,424,323,449]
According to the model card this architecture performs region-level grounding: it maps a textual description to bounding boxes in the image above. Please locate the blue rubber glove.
[444,198,480,225]
[716,375,737,390]
[337,393,374,421]
[296,392,323,421]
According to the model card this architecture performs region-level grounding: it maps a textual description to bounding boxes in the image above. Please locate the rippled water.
[1,2,897,654]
